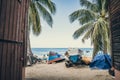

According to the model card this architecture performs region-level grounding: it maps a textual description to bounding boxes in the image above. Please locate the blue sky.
[30,0,92,48]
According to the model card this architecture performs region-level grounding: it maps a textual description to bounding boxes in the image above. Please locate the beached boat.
[65,48,91,67]
[47,51,65,64]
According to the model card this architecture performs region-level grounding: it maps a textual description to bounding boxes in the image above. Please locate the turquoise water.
[32,48,93,57]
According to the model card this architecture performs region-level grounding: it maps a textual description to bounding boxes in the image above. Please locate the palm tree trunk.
[27,31,33,66]
[103,41,108,54]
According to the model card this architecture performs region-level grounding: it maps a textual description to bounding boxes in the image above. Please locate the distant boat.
[86,51,90,53]
[47,51,65,64]
[68,48,83,55]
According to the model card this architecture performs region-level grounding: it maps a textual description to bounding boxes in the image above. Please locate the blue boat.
[47,51,64,64]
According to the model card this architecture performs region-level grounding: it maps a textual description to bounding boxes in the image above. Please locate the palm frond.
[78,11,98,25]
[29,2,37,28]
[73,21,93,39]
[79,0,99,12]
[69,9,98,23]
[28,8,33,31]
[37,2,53,27]
[38,0,56,14]
[82,28,92,42]
[92,22,99,40]
[104,0,109,12]
[32,12,41,36]
[93,0,102,11]
[29,2,41,36]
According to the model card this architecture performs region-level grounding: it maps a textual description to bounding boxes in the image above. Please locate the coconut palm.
[27,0,56,65]
[69,0,110,58]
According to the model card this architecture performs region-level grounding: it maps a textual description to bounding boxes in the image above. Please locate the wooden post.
[0,0,29,80]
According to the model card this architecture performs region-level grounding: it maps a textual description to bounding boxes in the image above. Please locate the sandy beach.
[25,62,114,80]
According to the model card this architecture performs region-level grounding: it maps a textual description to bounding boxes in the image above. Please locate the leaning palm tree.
[27,0,56,65]
[69,0,110,58]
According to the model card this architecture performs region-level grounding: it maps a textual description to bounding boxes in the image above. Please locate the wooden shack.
[109,0,120,71]
[0,0,29,80]
[109,0,120,79]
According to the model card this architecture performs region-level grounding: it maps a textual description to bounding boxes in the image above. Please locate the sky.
[30,0,92,48]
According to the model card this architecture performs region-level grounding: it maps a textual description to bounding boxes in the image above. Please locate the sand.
[25,62,114,80]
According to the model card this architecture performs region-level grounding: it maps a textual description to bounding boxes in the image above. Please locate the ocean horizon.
[31,48,93,57]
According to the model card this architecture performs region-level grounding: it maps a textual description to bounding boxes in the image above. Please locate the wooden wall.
[0,0,29,80]
[109,0,120,71]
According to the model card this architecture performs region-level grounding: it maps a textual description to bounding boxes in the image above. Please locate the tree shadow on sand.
[91,75,114,80]
[71,65,89,69]
[25,76,80,80]
[25,78,39,80]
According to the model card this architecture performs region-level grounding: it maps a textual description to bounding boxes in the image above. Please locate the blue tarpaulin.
[90,51,112,69]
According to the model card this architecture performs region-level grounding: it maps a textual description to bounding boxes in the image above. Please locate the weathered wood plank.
[0,0,7,39]
[111,24,120,32]
[12,0,18,41]
[114,62,120,70]
[0,0,7,80]
[10,43,15,80]
[17,45,21,80]
[1,43,7,80]
[112,30,120,38]
[12,0,18,79]
[109,0,120,15]
[8,0,15,41]
[112,36,120,43]
[112,43,120,50]
[0,0,2,14]
[4,0,10,40]
[6,43,11,80]
[0,0,3,39]
[0,42,3,79]
[112,51,120,56]
[14,44,18,80]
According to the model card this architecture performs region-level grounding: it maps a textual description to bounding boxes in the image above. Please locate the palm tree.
[69,0,110,58]
[27,0,56,65]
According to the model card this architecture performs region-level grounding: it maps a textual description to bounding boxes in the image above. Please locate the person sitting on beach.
[64,51,69,61]
[42,54,47,63]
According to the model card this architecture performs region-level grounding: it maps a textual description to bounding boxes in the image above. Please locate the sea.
[31,48,93,58]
